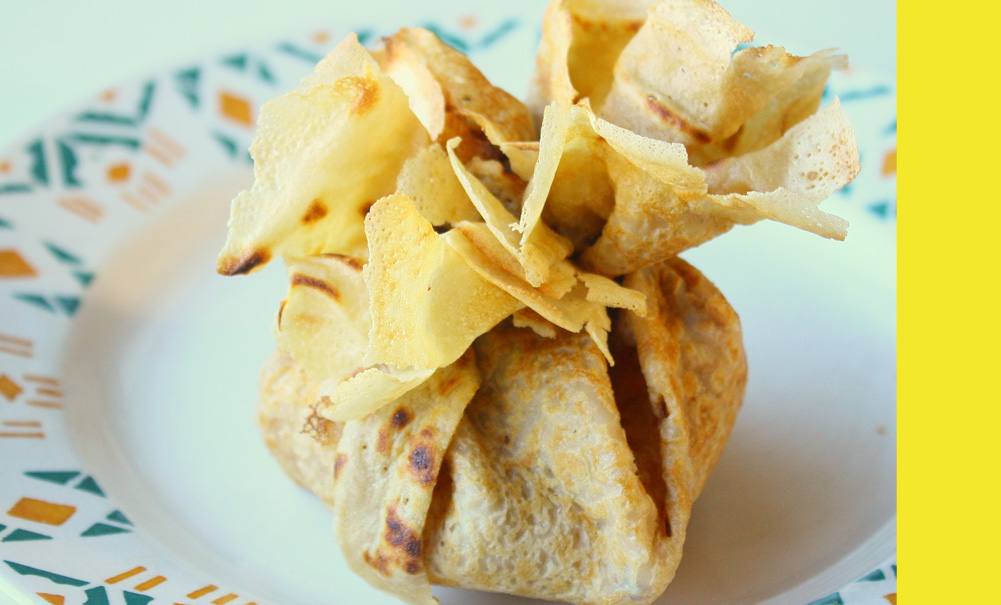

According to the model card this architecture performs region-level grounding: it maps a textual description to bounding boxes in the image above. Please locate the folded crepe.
[258,257,746,604]
[222,1,858,602]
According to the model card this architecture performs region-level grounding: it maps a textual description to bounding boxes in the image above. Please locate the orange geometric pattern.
[7,497,76,525]
[105,566,146,584]
[0,420,45,438]
[58,195,105,223]
[107,163,131,182]
[188,585,218,598]
[219,92,253,127]
[0,250,36,278]
[0,334,33,358]
[882,148,896,176]
[145,128,187,167]
[0,374,22,401]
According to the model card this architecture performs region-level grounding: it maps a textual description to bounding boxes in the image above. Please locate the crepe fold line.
[257,257,746,604]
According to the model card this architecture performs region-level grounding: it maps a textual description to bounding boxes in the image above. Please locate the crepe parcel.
[219,0,858,602]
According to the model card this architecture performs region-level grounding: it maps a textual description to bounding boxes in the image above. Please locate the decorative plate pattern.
[0,11,896,605]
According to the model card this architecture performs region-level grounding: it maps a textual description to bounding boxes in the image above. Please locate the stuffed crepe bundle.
[217,1,858,602]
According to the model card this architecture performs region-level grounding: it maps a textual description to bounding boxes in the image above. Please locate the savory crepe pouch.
[258,256,745,605]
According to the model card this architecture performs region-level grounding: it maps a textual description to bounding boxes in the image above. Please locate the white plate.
[0,8,896,605]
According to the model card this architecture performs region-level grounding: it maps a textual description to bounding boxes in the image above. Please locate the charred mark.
[364,551,390,577]
[334,453,348,479]
[409,445,435,485]
[218,248,271,276]
[320,253,365,271]
[437,373,462,396]
[386,506,423,560]
[301,198,329,224]
[391,407,413,429]
[643,96,712,144]
[291,273,341,301]
[302,402,335,444]
[346,75,380,115]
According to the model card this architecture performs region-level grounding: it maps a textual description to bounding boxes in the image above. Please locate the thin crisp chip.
[689,51,847,165]
[579,272,647,316]
[511,308,559,338]
[395,144,481,226]
[375,37,446,140]
[363,194,523,371]
[703,100,858,239]
[445,227,614,363]
[581,101,857,275]
[217,35,428,276]
[600,0,843,154]
[446,138,573,287]
[319,366,434,422]
[383,28,535,145]
[274,254,370,384]
[529,0,655,116]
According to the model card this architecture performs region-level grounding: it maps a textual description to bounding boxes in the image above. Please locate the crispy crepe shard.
[531,0,848,167]
[445,219,648,364]
[319,194,521,421]
[599,0,842,153]
[376,27,535,163]
[581,99,857,275]
[258,257,746,604]
[217,34,428,275]
[274,254,369,385]
[528,0,656,119]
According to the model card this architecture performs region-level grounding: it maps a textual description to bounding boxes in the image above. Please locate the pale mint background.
[0,0,896,148]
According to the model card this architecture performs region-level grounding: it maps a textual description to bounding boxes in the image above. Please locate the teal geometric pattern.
[11,241,93,315]
[75,476,105,498]
[809,593,845,605]
[81,523,131,538]
[4,561,154,604]
[2,529,52,543]
[220,52,278,86]
[4,560,88,587]
[105,510,132,526]
[0,84,156,195]
[420,19,519,53]
[174,66,201,109]
[24,471,82,485]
